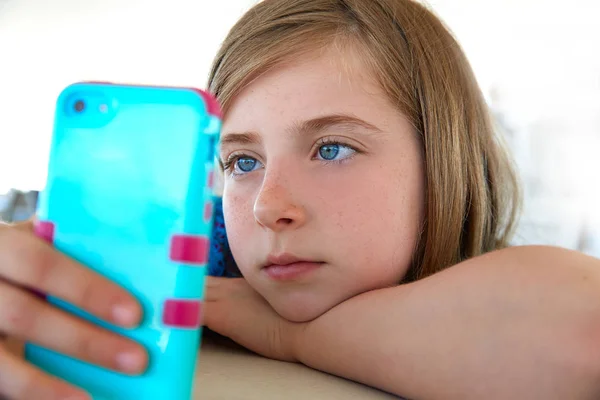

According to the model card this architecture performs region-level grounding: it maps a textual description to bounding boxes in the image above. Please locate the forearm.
[295,246,600,400]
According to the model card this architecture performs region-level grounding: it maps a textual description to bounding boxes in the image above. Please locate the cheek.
[319,164,421,233]
[222,188,255,268]
[318,167,422,281]
[327,191,415,252]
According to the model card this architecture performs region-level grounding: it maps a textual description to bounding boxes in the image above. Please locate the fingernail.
[117,349,145,373]
[112,303,138,326]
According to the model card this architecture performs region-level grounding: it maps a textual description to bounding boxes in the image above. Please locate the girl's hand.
[0,220,148,400]
[203,276,305,362]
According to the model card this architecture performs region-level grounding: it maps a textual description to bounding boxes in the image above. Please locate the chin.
[267,294,340,323]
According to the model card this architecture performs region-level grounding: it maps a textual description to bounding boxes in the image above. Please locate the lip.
[263,254,324,281]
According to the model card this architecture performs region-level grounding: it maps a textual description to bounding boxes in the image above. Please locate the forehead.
[222,48,390,132]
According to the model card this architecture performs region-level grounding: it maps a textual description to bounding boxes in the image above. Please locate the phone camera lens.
[74,100,85,113]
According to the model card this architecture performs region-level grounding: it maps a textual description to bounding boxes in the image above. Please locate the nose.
[253,169,307,232]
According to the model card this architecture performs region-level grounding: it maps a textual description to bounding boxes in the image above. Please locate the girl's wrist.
[289,319,311,364]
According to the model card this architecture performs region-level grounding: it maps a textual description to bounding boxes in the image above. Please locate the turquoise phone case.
[25,82,221,399]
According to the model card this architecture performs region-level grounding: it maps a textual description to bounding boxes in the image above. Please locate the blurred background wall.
[1,0,599,256]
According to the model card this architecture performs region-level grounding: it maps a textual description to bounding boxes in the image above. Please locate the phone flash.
[99,104,108,113]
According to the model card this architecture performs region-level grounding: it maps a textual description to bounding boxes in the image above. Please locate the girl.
[2,1,600,399]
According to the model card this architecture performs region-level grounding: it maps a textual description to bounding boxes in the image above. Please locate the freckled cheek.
[335,196,413,286]
[322,197,411,289]
[318,176,415,261]
[331,195,391,237]
[222,188,257,255]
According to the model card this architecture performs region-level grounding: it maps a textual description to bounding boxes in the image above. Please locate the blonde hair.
[208,0,521,282]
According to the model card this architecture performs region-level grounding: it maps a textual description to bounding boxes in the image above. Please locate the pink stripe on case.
[162,299,202,328]
[34,220,55,244]
[169,235,209,265]
[204,202,213,223]
[206,170,215,189]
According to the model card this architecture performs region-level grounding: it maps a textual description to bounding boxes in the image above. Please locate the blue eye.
[236,157,259,172]
[319,144,340,160]
[316,143,356,162]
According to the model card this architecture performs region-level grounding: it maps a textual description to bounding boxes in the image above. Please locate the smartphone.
[25,82,221,400]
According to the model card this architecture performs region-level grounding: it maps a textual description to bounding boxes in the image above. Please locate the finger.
[0,218,33,233]
[204,276,226,302]
[202,296,227,332]
[202,278,226,325]
[13,219,34,233]
[0,280,148,375]
[204,275,229,287]
[2,335,21,356]
[0,344,90,400]
[0,228,141,328]
[204,283,224,302]
[202,284,246,333]
[204,276,247,302]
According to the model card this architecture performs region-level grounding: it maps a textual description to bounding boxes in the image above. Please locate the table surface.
[193,332,398,399]
[5,333,398,399]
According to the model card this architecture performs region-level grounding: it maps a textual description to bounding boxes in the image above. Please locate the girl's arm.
[294,245,600,400]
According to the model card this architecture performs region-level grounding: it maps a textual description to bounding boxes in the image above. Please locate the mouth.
[262,254,325,281]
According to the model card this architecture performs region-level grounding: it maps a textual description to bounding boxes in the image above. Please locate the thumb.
[14,218,34,232]
[0,218,33,233]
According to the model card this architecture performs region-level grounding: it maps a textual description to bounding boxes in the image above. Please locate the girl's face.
[219,48,425,322]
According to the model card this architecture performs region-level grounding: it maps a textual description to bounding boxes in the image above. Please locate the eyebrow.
[219,113,382,148]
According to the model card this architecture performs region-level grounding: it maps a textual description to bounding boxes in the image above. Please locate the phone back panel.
[24,82,221,400]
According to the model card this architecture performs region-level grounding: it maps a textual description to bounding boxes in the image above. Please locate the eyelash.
[221,137,360,176]
[220,155,245,175]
